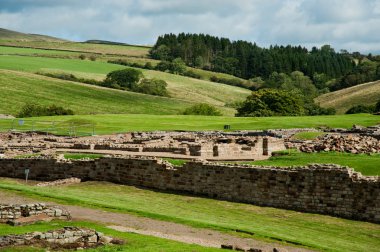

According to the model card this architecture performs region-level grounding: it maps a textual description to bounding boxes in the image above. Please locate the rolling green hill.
[0,28,67,42]
[316,80,380,114]
[0,54,250,108]
[0,70,197,116]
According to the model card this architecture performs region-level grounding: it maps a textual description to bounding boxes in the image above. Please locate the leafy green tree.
[236,89,304,117]
[103,68,143,90]
[135,78,169,97]
[171,58,187,74]
[182,103,222,116]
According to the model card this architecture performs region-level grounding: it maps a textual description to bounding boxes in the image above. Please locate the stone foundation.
[0,203,70,224]
[0,227,119,249]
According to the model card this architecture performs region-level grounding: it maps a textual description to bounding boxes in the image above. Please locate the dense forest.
[150,33,380,93]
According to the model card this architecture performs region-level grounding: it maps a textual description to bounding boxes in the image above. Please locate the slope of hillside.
[0,28,66,42]
[0,55,250,107]
[0,70,197,116]
[315,81,380,114]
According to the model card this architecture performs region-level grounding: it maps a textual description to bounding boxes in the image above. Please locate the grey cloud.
[0,0,379,53]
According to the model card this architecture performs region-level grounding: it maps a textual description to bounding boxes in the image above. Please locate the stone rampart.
[0,157,378,223]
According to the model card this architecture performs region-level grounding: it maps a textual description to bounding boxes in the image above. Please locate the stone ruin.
[285,125,380,154]
[0,203,70,226]
[0,130,287,161]
[0,226,122,249]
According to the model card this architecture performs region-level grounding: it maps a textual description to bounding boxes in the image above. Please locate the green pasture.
[250,151,380,176]
[0,220,220,252]
[0,55,250,107]
[0,114,378,135]
[0,41,150,57]
[0,179,378,252]
[0,71,197,116]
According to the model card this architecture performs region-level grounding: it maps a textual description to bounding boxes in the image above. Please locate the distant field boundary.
[0,44,148,58]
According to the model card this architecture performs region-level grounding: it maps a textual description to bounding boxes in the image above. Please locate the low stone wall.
[0,227,118,249]
[0,203,70,224]
[0,157,379,223]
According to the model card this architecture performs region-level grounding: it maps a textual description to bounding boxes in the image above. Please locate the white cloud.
[0,0,379,53]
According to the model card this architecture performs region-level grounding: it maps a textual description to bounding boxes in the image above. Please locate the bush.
[134,78,169,96]
[37,72,102,86]
[103,68,144,90]
[236,89,305,117]
[78,54,86,60]
[183,70,201,79]
[18,103,74,118]
[345,105,375,114]
[210,76,250,89]
[182,103,222,116]
[89,55,97,61]
[375,99,380,112]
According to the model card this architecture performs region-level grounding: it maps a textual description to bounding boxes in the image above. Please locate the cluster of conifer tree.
[150,33,355,81]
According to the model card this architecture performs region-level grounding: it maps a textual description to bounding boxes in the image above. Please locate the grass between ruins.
[0,114,379,135]
[0,178,379,252]
[0,220,221,252]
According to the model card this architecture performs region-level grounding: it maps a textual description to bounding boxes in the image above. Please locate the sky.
[0,0,379,53]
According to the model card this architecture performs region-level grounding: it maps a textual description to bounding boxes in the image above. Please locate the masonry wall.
[0,157,378,223]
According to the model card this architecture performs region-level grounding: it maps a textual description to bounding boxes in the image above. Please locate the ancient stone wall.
[0,227,116,249]
[0,203,70,223]
[0,158,378,223]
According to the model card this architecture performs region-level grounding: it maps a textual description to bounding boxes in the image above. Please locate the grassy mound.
[315,80,380,114]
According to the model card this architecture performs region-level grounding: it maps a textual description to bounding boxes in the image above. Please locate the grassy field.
[0,113,378,135]
[248,151,380,176]
[0,70,201,116]
[316,80,380,114]
[0,55,250,107]
[0,179,378,252]
[0,220,220,252]
[0,28,66,42]
[0,40,150,57]
[0,46,248,83]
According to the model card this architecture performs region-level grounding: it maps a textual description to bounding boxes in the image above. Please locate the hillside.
[0,28,66,42]
[0,54,250,109]
[316,80,380,114]
[0,70,198,116]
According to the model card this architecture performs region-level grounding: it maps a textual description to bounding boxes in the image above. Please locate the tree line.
[150,33,355,81]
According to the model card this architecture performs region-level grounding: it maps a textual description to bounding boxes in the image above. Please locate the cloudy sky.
[1,0,379,53]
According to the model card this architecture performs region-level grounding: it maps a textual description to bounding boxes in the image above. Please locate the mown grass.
[291,131,326,140]
[1,114,378,135]
[249,151,380,176]
[0,55,250,108]
[0,220,220,252]
[316,80,380,114]
[0,179,379,252]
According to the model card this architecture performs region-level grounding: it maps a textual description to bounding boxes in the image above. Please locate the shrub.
[78,54,86,60]
[182,103,222,116]
[183,70,201,79]
[375,99,380,112]
[346,105,375,114]
[89,55,97,61]
[18,103,74,118]
[134,78,169,96]
[210,76,250,89]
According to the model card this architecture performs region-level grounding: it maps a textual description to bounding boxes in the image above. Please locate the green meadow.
[0,179,379,252]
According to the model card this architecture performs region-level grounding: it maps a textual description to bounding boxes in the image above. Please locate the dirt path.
[0,190,314,252]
